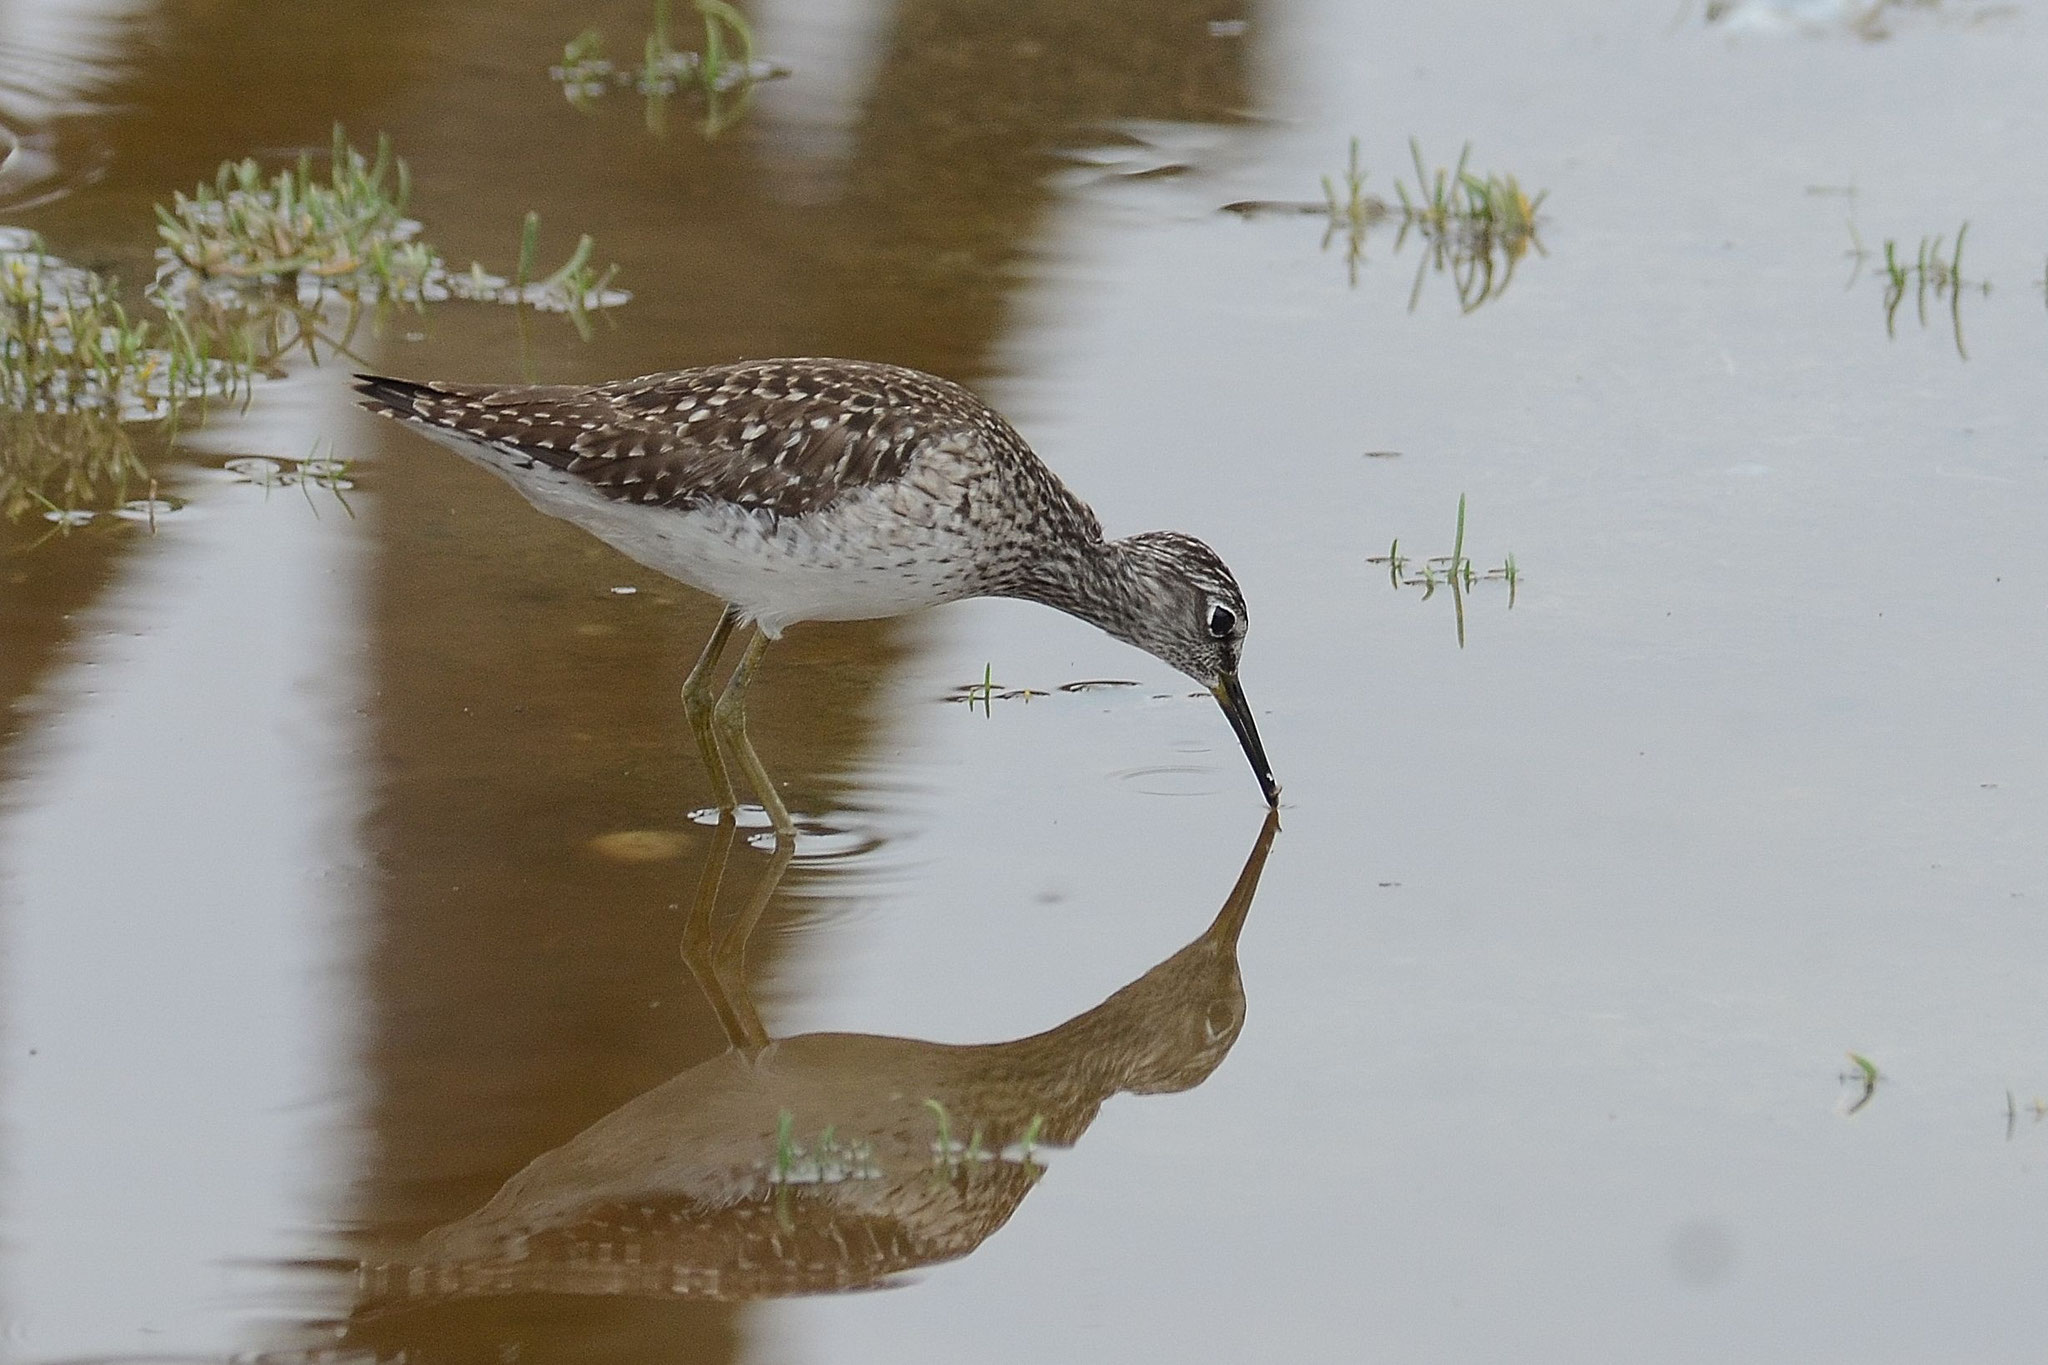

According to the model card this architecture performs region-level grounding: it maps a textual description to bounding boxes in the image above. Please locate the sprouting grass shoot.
[1364,494,1520,645]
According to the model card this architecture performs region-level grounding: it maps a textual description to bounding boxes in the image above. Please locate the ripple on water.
[0,117,61,213]
[43,500,190,528]
[0,45,118,213]
[1115,764,1225,798]
[685,805,888,864]
[112,496,183,520]
[216,456,358,491]
[223,456,287,482]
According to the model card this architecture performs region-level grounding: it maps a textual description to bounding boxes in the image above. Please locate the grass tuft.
[1875,222,1979,359]
[153,127,629,325]
[4,129,630,524]
[947,664,1048,711]
[1388,140,1545,312]
[155,126,419,287]
[1297,139,1544,307]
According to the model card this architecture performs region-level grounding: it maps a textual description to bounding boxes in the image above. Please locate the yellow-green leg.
[682,606,741,813]
[712,626,796,843]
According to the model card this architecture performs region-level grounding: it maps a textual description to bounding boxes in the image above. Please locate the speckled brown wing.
[353,358,1003,519]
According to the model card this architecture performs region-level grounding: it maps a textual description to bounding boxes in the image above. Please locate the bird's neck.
[1001,536,1141,645]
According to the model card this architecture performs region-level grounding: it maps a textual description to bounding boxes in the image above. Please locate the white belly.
[423,427,984,636]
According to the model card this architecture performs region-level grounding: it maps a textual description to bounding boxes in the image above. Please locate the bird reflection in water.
[357,810,1278,1312]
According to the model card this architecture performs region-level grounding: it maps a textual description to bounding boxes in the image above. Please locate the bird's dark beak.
[1212,672,1280,808]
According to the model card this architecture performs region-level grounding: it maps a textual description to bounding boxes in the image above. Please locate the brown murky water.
[4,0,2048,1360]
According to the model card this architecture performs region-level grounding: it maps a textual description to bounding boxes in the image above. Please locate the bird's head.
[1108,532,1248,683]
[1106,532,1278,806]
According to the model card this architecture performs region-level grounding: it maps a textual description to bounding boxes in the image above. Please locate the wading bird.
[356,359,1277,837]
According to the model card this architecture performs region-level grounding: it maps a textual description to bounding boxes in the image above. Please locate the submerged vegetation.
[1,230,237,525]
[924,1098,1046,1180]
[766,1111,883,1185]
[2,128,627,523]
[757,1103,1045,1191]
[554,0,785,138]
[0,410,149,525]
[2,229,248,420]
[1365,494,1519,648]
[1229,138,1545,311]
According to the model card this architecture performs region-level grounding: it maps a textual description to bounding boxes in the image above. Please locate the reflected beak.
[1212,672,1280,808]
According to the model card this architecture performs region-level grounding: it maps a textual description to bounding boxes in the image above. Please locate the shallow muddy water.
[3,0,2048,1361]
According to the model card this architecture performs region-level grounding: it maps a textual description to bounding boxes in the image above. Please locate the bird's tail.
[351,372,438,420]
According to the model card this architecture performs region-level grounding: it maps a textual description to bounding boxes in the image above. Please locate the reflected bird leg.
[679,815,740,1034]
[684,818,757,1055]
[677,814,787,1058]
[682,605,742,813]
[710,835,792,1059]
[711,625,796,843]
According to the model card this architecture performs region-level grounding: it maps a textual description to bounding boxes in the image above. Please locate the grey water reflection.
[0,391,370,1360]
[351,810,1275,1326]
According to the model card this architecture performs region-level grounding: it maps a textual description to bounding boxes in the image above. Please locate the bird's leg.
[712,626,797,843]
[682,606,741,813]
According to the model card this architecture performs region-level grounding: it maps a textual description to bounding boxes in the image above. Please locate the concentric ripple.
[0,34,125,212]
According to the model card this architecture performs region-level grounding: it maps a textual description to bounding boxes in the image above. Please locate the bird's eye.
[1206,603,1237,639]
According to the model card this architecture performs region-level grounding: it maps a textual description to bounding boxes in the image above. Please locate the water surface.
[3,0,2047,1361]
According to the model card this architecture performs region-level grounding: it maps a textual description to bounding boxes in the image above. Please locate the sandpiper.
[354,358,1278,837]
